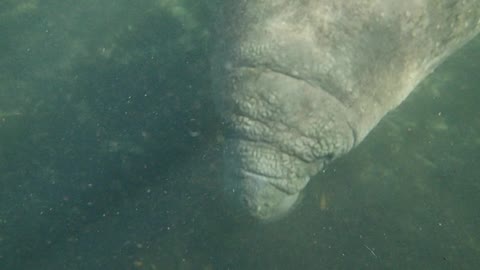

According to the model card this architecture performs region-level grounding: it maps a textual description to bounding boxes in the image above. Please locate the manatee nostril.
[324,153,335,161]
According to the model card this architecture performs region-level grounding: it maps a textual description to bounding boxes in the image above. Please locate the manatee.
[211,0,480,221]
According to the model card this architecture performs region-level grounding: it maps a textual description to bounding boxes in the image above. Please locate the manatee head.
[212,0,480,222]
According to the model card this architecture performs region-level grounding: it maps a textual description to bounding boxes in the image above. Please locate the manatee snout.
[223,138,311,221]
[224,170,302,222]
[218,68,357,221]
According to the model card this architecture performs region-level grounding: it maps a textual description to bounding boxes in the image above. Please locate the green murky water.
[0,1,479,269]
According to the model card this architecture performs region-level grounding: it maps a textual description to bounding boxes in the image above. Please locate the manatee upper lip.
[238,64,319,88]
[227,131,321,164]
[226,140,313,195]
[238,168,301,195]
[228,159,295,193]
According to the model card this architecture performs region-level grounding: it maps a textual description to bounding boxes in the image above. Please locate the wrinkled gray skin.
[211,0,480,221]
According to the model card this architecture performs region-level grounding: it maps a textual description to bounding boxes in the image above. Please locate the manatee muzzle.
[223,137,321,221]
[219,67,357,221]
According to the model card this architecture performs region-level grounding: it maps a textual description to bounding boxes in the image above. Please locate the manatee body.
[211,0,480,221]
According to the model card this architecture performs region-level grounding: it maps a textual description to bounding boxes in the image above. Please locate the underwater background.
[0,0,479,269]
